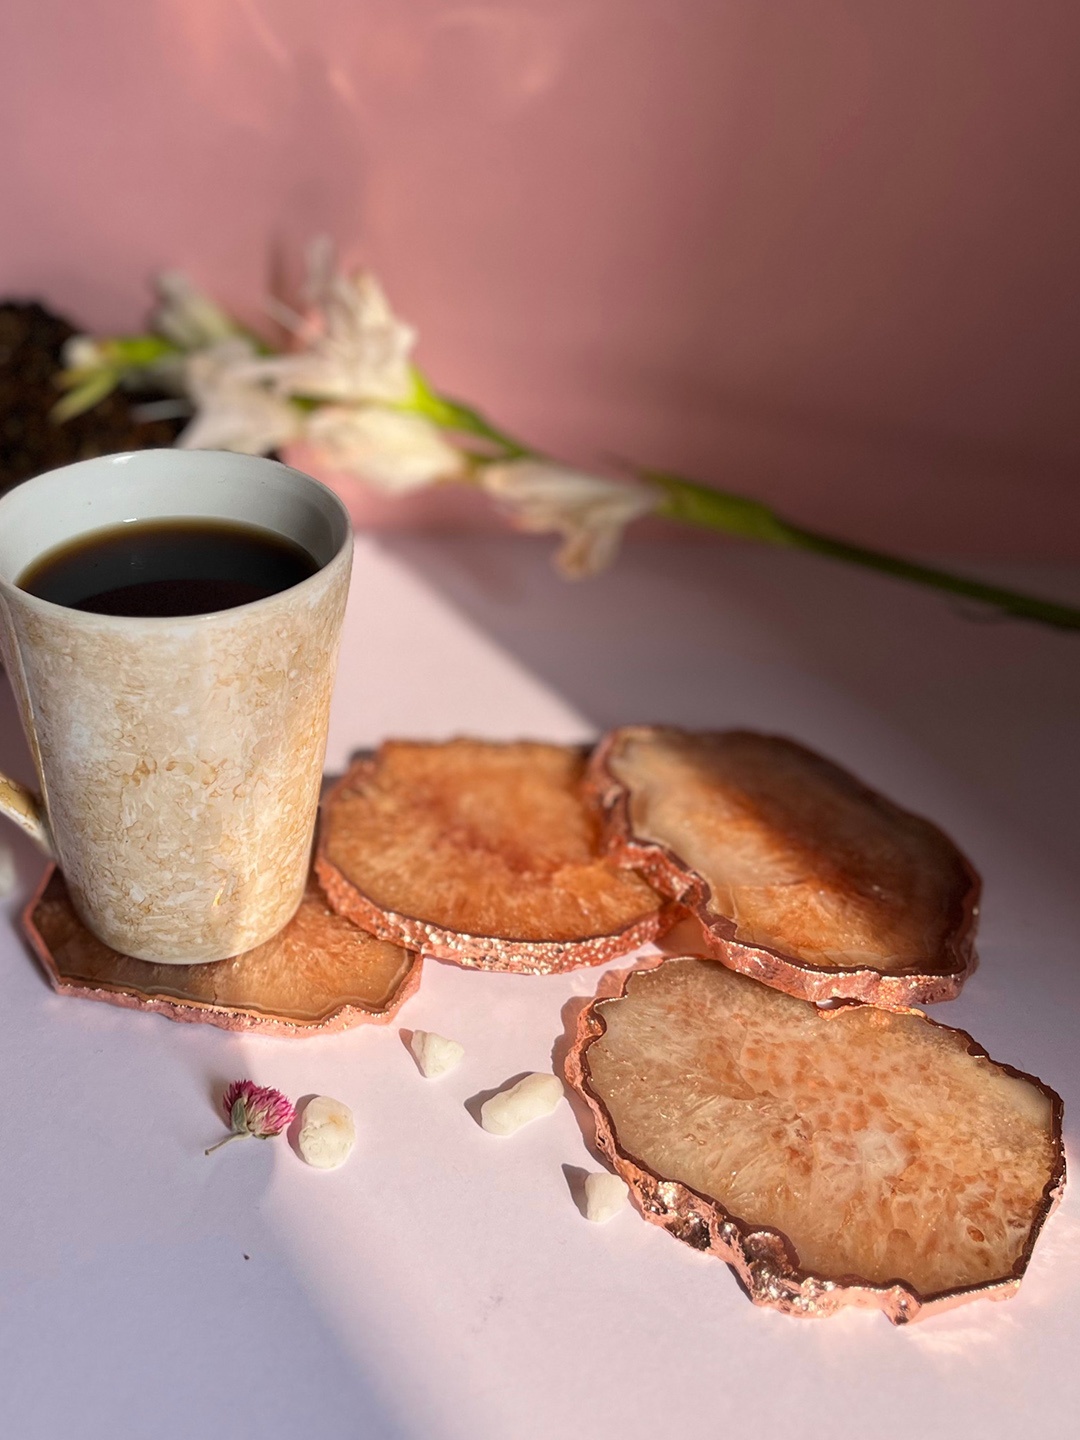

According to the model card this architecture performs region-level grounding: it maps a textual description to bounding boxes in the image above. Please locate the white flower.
[177,339,302,455]
[61,335,108,372]
[306,405,464,493]
[253,250,416,404]
[480,459,660,578]
[152,271,239,350]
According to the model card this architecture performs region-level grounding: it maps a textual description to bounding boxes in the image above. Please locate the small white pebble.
[480,1072,564,1136]
[584,1171,630,1223]
[297,1096,355,1170]
[409,1030,465,1079]
[0,843,14,899]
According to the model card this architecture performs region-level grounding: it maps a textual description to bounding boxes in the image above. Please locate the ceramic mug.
[0,450,352,964]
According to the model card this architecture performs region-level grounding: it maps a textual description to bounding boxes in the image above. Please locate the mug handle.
[0,774,54,855]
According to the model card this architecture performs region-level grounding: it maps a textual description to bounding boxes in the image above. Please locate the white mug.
[0,450,352,963]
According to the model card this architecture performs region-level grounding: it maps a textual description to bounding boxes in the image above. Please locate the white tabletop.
[1,534,1077,1440]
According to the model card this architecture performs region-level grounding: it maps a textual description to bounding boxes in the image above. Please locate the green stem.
[647,469,1080,633]
[407,370,531,457]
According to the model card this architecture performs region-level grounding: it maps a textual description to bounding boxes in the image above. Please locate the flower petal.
[178,340,302,456]
[255,251,417,404]
[306,405,465,493]
[220,1080,296,1139]
[61,335,107,371]
[153,271,238,350]
[480,459,659,577]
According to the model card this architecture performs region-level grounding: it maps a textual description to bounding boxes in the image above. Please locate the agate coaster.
[23,865,422,1035]
[566,957,1064,1324]
[317,739,664,975]
[588,727,980,1007]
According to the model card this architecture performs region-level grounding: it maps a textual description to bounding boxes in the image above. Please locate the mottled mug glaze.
[0,450,352,963]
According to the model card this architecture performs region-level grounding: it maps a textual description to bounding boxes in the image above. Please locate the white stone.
[583,1171,630,1223]
[0,842,14,898]
[409,1030,465,1079]
[480,1073,564,1136]
[297,1096,356,1170]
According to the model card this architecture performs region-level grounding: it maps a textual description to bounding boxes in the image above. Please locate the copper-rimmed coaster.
[23,865,422,1036]
[316,739,666,975]
[566,957,1065,1324]
[587,727,980,1007]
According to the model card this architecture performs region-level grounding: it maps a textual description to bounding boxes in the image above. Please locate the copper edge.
[584,727,981,1008]
[564,962,1066,1325]
[21,864,423,1037]
[315,758,672,976]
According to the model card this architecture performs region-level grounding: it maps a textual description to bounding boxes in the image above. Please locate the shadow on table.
[0,679,414,1440]
[0,1228,412,1440]
[375,532,1080,1099]
[373,532,1080,864]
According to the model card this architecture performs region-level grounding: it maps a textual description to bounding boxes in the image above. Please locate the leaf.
[50,369,121,422]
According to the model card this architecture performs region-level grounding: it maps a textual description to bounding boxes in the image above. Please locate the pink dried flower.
[205,1080,296,1155]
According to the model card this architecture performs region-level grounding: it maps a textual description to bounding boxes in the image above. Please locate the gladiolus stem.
[408,371,530,458]
[647,469,1080,633]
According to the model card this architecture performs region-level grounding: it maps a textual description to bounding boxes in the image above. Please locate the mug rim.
[0,448,353,628]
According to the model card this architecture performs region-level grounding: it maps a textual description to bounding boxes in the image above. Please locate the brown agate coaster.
[566,957,1064,1324]
[587,726,980,1006]
[23,865,421,1035]
[316,739,665,975]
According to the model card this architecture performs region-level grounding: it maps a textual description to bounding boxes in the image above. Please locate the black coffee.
[18,518,319,617]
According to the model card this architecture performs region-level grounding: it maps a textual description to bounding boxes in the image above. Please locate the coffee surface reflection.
[18,518,318,617]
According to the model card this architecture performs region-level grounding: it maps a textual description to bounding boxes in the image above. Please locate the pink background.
[2,0,1079,556]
